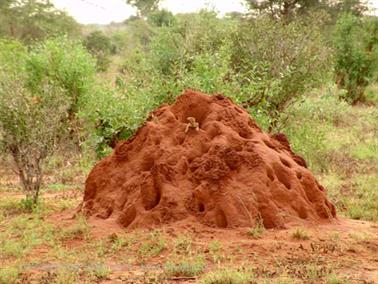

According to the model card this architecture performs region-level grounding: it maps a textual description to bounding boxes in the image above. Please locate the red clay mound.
[81,90,336,229]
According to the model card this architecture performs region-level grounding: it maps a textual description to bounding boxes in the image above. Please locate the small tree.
[333,14,378,104]
[147,9,176,27]
[244,0,368,20]
[126,0,160,17]
[27,36,96,147]
[231,14,331,130]
[84,31,114,72]
[0,38,95,204]
[0,0,80,42]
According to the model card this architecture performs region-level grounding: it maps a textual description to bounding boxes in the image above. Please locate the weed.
[305,264,324,281]
[60,214,90,241]
[165,255,205,278]
[19,198,36,212]
[0,198,31,216]
[291,228,310,240]
[173,235,193,255]
[248,219,265,239]
[329,231,340,241]
[208,240,224,263]
[0,266,19,284]
[272,276,296,284]
[200,268,253,284]
[138,230,166,257]
[89,264,111,280]
[53,267,78,284]
[1,239,25,258]
[326,274,351,284]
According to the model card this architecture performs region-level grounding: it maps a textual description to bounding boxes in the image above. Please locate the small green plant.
[208,240,224,263]
[138,230,166,257]
[173,235,193,255]
[90,264,111,280]
[271,276,296,284]
[0,198,30,216]
[164,255,205,278]
[19,198,35,213]
[1,239,25,258]
[326,274,351,284]
[291,228,310,240]
[60,214,90,241]
[54,267,78,284]
[306,264,324,281]
[200,268,253,284]
[0,266,20,284]
[248,218,265,239]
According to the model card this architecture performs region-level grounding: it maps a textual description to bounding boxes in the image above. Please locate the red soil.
[81,90,336,229]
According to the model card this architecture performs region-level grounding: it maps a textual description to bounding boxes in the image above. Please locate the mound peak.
[81,90,336,229]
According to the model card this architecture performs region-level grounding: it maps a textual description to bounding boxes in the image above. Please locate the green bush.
[0,37,95,203]
[148,9,176,27]
[89,11,330,153]
[84,31,114,72]
[333,14,378,104]
[232,14,331,129]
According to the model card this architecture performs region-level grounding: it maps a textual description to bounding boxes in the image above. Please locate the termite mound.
[81,90,336,229]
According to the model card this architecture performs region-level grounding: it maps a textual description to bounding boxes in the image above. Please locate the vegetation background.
[0,0,377,283]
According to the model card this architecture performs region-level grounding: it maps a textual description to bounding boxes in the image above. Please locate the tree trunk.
[11,148,43,205]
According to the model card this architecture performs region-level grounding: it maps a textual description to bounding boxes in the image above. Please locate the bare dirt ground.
[1,189,376,284]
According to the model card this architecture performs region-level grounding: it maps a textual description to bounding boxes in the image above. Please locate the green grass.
[350,141,378,161]
[200,268,253,284]
[283,86,378,222]
[0,198,33,217]
[248,218,265,239]
[165,256,206,278]
[138,230,166,258]
[0,266,20,284]
[60,214,90,241]
[87,264,111,280]
[200,268,256,284]
[326,274,351,284]
[53,267,79,284]
[291,228,310,240]
[173,235,193,255]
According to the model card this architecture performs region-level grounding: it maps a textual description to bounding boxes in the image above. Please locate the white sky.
[52,0,246,24]
[53,0,377,25]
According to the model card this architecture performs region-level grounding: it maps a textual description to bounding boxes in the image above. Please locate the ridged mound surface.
[82,90,336,229]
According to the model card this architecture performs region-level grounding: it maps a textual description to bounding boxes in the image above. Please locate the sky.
[52,0,246,24]
[53,0,377,25]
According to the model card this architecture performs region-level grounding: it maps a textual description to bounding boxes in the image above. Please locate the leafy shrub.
[84,31,114,72]
[148,9,176,27]
[90,11,330,153]
[333,14,378,104]
[19,198,35,212]
[232,14,331,129]
[0,37,95,204]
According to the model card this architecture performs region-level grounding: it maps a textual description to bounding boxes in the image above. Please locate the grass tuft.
[291,228,310,240]
[200,268,253,284]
